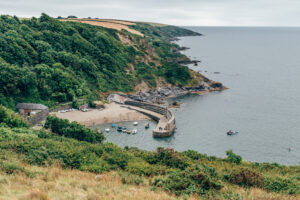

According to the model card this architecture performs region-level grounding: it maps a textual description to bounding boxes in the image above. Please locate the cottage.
[16,103,48,116]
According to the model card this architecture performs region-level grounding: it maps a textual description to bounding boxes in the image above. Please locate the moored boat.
[145,123,150,129]
[117,126,122,132]
[105,128,110,132]
[133,121,138,126]
[227,130,238,135]
[132,128,137,134]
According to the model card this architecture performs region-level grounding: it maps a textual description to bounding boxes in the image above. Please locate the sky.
[0,0,300,26]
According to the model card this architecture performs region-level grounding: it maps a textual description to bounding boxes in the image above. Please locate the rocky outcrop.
[112,82,224,104]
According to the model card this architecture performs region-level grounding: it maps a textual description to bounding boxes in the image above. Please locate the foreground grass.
[0,165,178,200]
[0,162,297,200]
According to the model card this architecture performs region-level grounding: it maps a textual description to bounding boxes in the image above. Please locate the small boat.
[227,130,238,136]
[122,128,127,133]
[111,124,116,128]
[132,129,137,134]
[133,121,138,126]
[105,128,110,132]
[145,123,150,129]
[117,127,122,132]
[126,130,131,134]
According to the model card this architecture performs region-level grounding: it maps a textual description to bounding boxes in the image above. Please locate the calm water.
[93,27,300,165]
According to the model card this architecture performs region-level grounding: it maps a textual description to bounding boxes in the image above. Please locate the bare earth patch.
[65,19,143,36]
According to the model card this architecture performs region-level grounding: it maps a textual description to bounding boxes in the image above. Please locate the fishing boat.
[105,128,110,132]
[117,127,122,132]
[132,128,137,134]
[227,130,238,135]
[133,121,138,126]
[145,123,150,129]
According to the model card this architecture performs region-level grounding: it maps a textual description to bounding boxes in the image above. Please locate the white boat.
[132,129,137,134]
[105,128,110,132]
[133,121,138,126]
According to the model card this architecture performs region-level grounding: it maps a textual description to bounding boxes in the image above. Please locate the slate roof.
[16,103,48,110]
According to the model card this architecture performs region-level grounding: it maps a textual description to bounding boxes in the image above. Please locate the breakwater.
[124,100,176,137]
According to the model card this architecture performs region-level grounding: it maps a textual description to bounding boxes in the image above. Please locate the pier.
[123,100,176,137]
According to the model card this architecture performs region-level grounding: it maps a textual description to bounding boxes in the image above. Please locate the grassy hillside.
[0,106,299,199]
[0,14,200,110]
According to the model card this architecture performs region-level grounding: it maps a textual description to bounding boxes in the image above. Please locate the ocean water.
[93,27,300,165]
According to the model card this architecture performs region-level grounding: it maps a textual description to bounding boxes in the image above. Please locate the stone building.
[16,103,49,125]
[16,103,48,116]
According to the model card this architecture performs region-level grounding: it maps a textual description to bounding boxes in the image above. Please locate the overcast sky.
[1,0,300,26]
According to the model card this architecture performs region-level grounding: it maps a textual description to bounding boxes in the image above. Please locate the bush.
[144,148,190,170]
[126,160,165,176]
[79,157,110,173]
[0,105,28,128]
[153,166,223,196]
[88,100,96,108]
[102,148,130,169]
[264,176,299,195]
[44,115,104,143]
[228,168,264,188]
[226,150,242,164]
[120,172,144,185]
[72,100,79,109]
[0,161,25,174]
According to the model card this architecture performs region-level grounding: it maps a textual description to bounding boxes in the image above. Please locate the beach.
[53,102,150,126]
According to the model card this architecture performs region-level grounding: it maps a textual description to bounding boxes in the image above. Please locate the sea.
[92,27,300,165]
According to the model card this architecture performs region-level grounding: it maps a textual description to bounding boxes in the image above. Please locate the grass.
[0,161,298,200]
[0,161,180,200]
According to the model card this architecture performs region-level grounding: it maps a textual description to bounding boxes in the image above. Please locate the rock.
[210,82,223,89]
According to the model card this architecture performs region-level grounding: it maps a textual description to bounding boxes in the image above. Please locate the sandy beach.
[53,103,150,126]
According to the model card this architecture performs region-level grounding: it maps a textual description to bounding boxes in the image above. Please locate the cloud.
[0,0,300,26]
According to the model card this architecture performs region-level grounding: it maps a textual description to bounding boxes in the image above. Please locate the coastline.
[53,34,226,127]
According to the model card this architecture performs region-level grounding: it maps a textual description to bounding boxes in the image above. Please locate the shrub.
[44,115,104,143]
[228,168,264,188]
[0,161,25,174]
[144,148,190,170]
[0,105,28,128]
[126,160,165,176]
[88,100,96,108]
[119,172,144,185]
[79,158,110,173]
[226,150,242,164]
[264,176,299,195]
[153,166,223,196]
[72,100,79,109]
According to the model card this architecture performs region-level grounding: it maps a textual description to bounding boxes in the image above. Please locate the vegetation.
[0,14,197,110]
[131,23,201,40]
[0,109,298,199]
[0,104,28,128]
[44,115,104,144]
